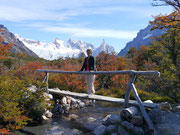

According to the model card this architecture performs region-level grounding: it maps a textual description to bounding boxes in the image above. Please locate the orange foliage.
[112,57,129,90]
[95,52,129,89]
[49,60,86,92]
[96,51,117,71]
[0,36,14,58]
[150,11,180,29]
[14,61,43,80]
[0,128,11,135]
[150,0,180,29]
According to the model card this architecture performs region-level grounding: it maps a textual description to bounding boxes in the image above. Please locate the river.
[13,101,123,135]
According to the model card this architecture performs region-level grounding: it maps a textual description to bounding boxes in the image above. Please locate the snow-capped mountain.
[118,25,167,56]
[15,35,115,60]
[93,39,115,56]
[67,39,95,52]
[15,35,81,60]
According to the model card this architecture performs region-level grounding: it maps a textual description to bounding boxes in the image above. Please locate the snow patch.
[143,34,152,40]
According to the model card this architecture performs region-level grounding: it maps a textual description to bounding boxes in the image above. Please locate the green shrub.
[0,76,30,130]
[22,84,51,123]
[0,75,51,131]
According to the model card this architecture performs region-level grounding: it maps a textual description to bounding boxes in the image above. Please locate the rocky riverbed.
[13,100,180,135]
[12,87,180,135]
[12,100,122,135]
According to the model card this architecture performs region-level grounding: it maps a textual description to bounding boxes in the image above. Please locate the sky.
[0,0,173,52]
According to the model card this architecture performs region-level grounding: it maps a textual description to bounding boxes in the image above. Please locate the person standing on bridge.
[80,49,96,96]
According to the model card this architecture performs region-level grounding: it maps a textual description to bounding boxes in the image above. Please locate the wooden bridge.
[36,69,160,135]
[48,89,159,109]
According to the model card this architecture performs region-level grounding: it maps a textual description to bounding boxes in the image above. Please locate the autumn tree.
[150,0,180,29]
[112,56,128,90]
[148,0,180,102]
[96,51,117,89]
[0,30,14,72]
[136,29,180,102]
[0,34,13,58]
[125,47,138,70]
[48,58,86,92]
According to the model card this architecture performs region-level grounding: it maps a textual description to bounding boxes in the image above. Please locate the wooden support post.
[38,73,47,90]
[131,83,156,135]
[124,72,136,108]
[45,72,49,94]
[38,72,49,94]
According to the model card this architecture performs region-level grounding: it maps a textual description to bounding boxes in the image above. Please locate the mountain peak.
[118,24,167,56]
[102,39,105,44]
[0,25,38,57]
[55,37,60,41]
[0,25,8,31]
[54,38,63,44]
[93,40,115,56]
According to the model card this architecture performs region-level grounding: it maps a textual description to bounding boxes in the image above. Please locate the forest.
[0,0,179,134]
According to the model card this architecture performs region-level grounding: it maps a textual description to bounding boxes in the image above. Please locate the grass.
[95,88,175,103]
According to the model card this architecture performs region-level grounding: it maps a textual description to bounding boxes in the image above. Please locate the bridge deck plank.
[49,89,159,109]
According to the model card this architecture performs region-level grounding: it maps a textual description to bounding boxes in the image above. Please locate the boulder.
[69,114,79,120]
[87,117,96,123]
[121,121,134,130]
[102,114,111,125]
[44,110,52,118]
[148,108,162,123]
[71,102,79,109]
[61,96,67,105]
[27,85,37,93]
[106,125,117,134]
[144,100,153,103]
[111,133,118,135]
[102,114,121,125]
[93,125,107,135]
[62,104,70,114]
[78,101,85,108]
[42,115,48,120]
[156,123,180,135]
[132,126,144,135]
[84,122,100,131]
[45,126,64,135]
[159,102,172,111]
[130,115,144,126]
[172,105,180,112]
[117,126,130,135]
[52,104,64,114]
[43,92,53,100]
[70,97,85,108]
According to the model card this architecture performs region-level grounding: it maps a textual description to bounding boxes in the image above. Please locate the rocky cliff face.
[118,25,167,56]
[0,25,38,57]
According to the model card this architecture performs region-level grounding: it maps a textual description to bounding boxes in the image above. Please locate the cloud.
[40,25,138,39]
[0,0,167,22]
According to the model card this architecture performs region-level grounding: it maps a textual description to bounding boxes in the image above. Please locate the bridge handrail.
[36,69,160,76]
[36,69,160,134]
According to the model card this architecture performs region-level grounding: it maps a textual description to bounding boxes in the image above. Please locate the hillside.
[118,25,167,56]
[0,25,38,58]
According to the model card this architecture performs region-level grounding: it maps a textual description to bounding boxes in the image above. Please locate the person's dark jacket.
[80,56,96,71]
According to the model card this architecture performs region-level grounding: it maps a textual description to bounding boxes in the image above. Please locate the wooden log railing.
[36,69,160,135]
